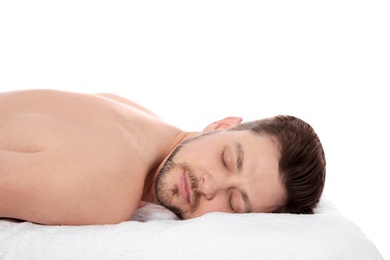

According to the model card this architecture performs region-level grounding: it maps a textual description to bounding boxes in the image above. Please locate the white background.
[1,1,389,258]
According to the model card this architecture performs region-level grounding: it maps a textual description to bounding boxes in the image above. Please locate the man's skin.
[0,89,285,225]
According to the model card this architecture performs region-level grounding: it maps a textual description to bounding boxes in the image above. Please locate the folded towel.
[0,197,383,260]
[132,202,179,222]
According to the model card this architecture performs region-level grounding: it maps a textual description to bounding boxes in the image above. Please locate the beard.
[155,139,202,219]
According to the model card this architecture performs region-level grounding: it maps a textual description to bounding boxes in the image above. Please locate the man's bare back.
[0,89,183,225]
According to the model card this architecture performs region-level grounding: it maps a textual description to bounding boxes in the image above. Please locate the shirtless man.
[0,89,326,225]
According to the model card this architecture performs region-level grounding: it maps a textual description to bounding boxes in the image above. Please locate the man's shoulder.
[96,93,159,117]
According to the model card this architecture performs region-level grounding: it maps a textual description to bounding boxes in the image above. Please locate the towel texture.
[0,198,383,260]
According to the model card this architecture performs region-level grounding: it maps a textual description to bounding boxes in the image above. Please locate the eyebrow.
[234,142,252,213]
[235,142,244,173]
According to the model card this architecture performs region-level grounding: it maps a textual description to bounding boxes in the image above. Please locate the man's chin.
[174,206,204,220]
[157,201,184,219]
[162,204,199,220]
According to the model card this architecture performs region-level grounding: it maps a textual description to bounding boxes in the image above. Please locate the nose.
[199,173,232,200]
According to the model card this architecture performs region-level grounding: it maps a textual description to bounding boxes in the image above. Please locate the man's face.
[155,129,286,219]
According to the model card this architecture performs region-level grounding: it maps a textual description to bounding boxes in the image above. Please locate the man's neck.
[141,130,201,204]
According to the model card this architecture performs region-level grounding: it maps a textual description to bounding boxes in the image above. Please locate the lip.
[179,171,192,205]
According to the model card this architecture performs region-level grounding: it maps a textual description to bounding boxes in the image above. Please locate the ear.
[203,117,243,132]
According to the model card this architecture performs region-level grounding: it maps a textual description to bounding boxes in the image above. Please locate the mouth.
[179,171,193,205]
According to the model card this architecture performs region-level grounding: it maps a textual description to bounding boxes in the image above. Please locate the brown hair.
[232,115,326,214]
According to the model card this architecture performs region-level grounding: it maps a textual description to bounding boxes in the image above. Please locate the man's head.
[155,115,326,219]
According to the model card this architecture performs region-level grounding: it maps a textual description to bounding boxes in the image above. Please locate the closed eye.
[220,149,228,168]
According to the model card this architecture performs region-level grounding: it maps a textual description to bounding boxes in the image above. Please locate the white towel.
[0,198,383,260]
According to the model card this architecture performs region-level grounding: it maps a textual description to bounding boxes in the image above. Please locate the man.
[0,89,326,225]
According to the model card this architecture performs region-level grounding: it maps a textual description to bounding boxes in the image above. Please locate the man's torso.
[0,89,180,224]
